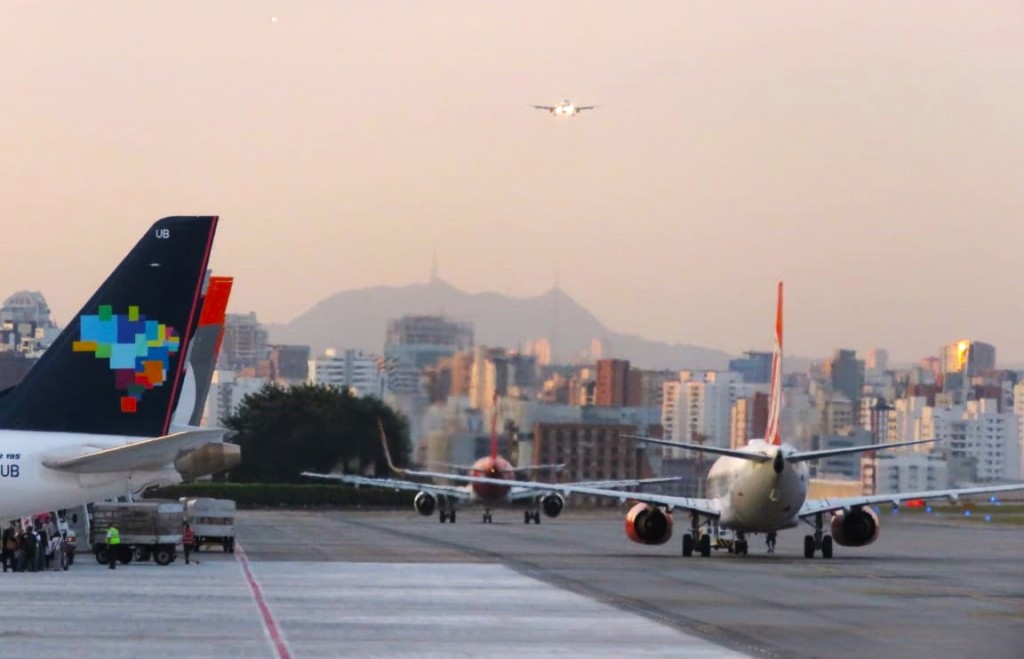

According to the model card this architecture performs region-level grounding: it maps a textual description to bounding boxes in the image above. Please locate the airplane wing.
[504,476,681,501]
[798,482,1024,518]
[509,463,565,474]
[576,105,597,111]
[407,471,721,516]
[302,472,472,500]
[42,428,227,473]
[531,105,556,110]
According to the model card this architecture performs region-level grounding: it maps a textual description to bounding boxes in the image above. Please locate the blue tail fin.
[0,216,218,436]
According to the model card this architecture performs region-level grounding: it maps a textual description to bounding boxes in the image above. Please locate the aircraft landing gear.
[482,510,493,524]
[803,513,832,558]
[523,510,541,524]
[439,508,458,524]
[698,533,711,557]
[734,532,749,556]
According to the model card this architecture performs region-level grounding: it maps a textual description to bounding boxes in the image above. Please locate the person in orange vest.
[182,522,195,565]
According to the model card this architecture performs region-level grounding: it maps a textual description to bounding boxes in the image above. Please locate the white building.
[308,348,384,397]
[917,398,1019,482]
[660,371,765,455]
[203,370,266,427]
[875,452,950,494]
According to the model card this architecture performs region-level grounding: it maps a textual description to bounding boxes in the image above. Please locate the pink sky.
[2,1,1022,362]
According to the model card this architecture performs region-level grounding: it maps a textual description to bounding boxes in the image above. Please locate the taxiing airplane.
[531,99,597,117]
[0,216,231,520]
[435,282,1024,557]
[304,403,676,524]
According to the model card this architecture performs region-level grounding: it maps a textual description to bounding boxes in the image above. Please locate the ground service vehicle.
[90,501,183,566]
[182,498,236,553]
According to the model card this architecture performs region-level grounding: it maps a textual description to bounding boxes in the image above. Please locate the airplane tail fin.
[173,275,233,428]
[0,216,218,437]
[764,281,783,446]
[489,392,499,461]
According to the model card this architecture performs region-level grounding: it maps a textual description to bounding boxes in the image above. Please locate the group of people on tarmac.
[1,519,71,573]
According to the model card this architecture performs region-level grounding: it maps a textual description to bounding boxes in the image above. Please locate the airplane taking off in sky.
[304,402,675,524]
[0,216,230,520]
[435,283,1024,557]
[531,99,597,116]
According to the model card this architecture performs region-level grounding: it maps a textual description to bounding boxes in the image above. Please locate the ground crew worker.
[182,522,195,565]
[106,524,120,570]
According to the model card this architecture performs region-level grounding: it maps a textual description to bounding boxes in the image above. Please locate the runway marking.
[235,541,292,659]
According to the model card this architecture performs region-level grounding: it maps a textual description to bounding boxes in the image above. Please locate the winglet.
[764,281,783,446]
[378,418,405,474]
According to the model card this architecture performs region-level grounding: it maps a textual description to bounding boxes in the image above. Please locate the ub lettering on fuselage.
[0,453,21,478]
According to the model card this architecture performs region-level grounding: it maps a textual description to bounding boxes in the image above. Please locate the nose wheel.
[681,511,713,557]
[482,510,493,524]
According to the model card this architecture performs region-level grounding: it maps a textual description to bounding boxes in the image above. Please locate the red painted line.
[235,541,292,659]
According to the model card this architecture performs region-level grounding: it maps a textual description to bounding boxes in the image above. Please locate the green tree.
[224,383,410,483]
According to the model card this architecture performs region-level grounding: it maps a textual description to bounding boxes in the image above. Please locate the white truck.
[181,498,236,553]
[90,500,183,566]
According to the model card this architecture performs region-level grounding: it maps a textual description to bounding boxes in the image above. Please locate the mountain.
[266,279,732,370]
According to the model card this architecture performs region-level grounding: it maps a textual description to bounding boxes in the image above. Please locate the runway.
[240,507,1024,658]
[0,508,1019,658]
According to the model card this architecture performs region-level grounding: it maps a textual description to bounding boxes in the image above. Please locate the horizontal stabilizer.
[788,439,937,463]
[43,428,226,473]
[620,434,771,463]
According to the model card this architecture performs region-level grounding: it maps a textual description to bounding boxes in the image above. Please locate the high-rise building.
[865,348,889,372]
[825,349,864,405]
[308,348,385,396]
[268,345,310,383]
[595,359,630,407]
[222,313,268,370]
[468,347,510,409]
[0,291,52,326]
[941,340,996,378]
[533,423,652,490]
[384,315,473,369]
[728,351,772,384]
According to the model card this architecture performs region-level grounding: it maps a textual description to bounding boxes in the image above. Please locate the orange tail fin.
[489,392,499,461]
[764,282,783,446]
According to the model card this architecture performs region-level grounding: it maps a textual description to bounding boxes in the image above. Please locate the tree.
[224,383,411,483]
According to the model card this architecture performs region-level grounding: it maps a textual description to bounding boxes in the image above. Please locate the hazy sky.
[3,1,1022,363]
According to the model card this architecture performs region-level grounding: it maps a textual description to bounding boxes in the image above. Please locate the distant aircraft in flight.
[531,99,598,117]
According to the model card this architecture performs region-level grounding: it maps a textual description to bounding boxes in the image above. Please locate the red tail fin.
[764,282,783,446]
[490,392,499,461]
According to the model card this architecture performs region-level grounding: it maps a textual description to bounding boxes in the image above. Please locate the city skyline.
[3,2,1022,362]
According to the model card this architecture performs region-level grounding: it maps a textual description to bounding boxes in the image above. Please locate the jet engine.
[831,507,880,547]
[624,503,673,545]
[540,493,565,518]
[413,491,437,516]
[174,442,241,482]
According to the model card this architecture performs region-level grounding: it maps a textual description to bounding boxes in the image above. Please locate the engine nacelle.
[624,503,673,545]
[540,493,565,518]
[413,491,437,516]
[831,507,880,547]
[174,442,241,482]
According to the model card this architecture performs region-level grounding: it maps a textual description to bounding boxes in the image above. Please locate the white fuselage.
[0,430,181,520]
[706,440,808,532]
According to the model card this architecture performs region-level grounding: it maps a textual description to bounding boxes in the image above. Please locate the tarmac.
[0,507,1020,658]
